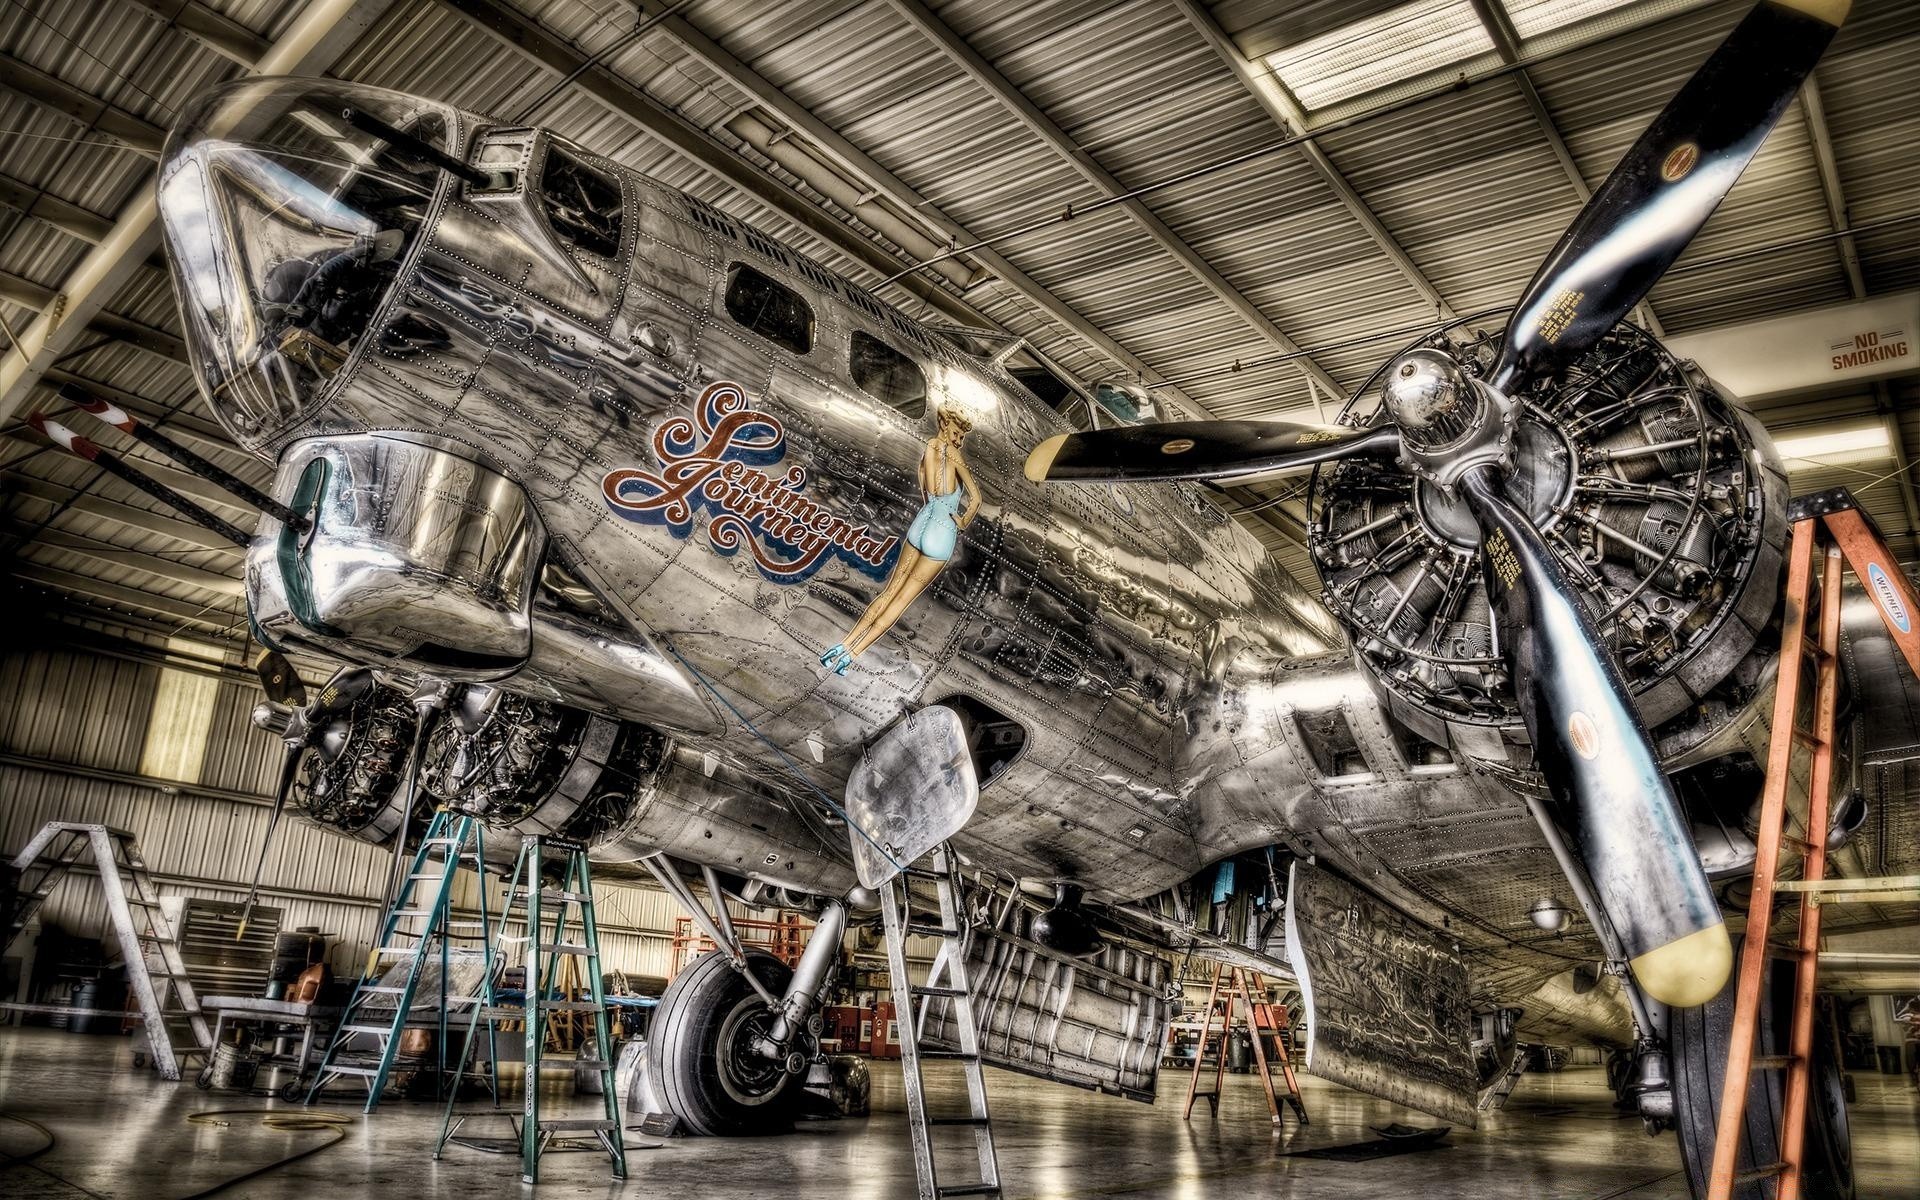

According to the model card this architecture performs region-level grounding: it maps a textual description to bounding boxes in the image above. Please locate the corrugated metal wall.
[0,645,807,982]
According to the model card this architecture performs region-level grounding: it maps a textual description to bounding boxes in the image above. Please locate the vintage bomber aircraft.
[123,0,1898,1190]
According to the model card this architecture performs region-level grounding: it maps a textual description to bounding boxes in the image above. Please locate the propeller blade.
[1458,465,1729,1007]
[237,745,304,940]
[255,649,307,707]
[1491,0,1849,391]
[1025,420,1399,485]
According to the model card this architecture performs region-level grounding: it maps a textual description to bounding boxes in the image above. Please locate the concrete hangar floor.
[0,1028,1915,1199]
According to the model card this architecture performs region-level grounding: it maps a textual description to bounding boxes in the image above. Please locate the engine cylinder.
[1308,320,1787,757]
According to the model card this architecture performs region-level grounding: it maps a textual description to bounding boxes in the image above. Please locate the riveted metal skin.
[148,2,1920,1132]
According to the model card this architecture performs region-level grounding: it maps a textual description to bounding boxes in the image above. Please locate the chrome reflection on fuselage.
[158,77,1374,909]
[158,79,454,443]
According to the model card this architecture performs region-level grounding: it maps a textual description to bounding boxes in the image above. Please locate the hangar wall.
[0,639,760,981]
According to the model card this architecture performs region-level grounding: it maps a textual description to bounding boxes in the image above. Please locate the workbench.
[197,995,343,1098]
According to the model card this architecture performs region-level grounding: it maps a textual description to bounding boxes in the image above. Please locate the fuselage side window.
[724,262,814,355]
[539,142,623,258]
[850,330,927,418]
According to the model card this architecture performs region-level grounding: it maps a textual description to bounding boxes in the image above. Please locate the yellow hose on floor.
[178,1108,357,1198]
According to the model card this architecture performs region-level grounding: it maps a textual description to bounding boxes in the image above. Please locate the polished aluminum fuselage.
[226,121,1540,911]
[184,103,1919,1040]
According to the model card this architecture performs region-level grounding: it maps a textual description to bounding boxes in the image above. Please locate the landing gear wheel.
[1669,940,1854,1199]
[647,949,806,1136]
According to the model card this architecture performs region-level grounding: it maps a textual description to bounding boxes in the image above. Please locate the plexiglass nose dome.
[157,78,456,449]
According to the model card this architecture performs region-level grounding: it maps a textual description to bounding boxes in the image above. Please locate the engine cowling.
[1307,319,1787,761]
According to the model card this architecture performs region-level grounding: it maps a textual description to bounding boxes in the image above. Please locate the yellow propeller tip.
[1630,921,1733,1008]
[1024,434,1068,484]
[1776,0,1850,26]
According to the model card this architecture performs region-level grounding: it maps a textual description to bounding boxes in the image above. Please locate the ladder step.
[539,1001,601,1013]
[537,1119,616,1131]
[901,867,946,881]
[1790,727,1827,750]
[1751,1054,1799,1070]
[1735,1164,1789,1185]
[539,891,590,904]
[539,943,592,956]
[912,986,967,999]
[917,1049,979,1062]
[321,1065,385,1077]
[907,922,960,938]
[935,1185,1001,1197]
[926,1116,991,1127]
[340,1024,399,1037]
[407,874,447,883]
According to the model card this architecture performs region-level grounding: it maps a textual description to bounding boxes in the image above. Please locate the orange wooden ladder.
[1181,959,1308,1126]
[1708,488,1920,1199]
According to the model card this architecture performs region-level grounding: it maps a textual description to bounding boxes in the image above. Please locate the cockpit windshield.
[158,79,455,447]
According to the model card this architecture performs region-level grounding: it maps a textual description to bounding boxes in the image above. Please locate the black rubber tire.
[646,950,806,1137]
[1670,942,1854,1200]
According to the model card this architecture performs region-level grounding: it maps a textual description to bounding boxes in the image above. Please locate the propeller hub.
[1380,348,1518,489]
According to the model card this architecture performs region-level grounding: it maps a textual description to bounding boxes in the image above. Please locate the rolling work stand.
[306,809,492,1110]
[1,823,212,1080]
[1181,960,1307,1127]
[1708,488,1920,1200]
[435,834,625,1185]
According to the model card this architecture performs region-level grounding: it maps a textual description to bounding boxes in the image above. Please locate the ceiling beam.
[1,422,257,514]
[116,0,272,67]
[4,520,243,595]
[42,369,236,449]
[0,170,116,243]
[440,0,987,329]
[10,563,237,631]
[1796,69,1919,539]
[882,0,1346,403]
[0,273,190,368]
[5,472,247,552]
[0,54,167,156]
[1467,0,1663,336]
[1172,0,1456,323]
[1798,72,1865,302]
[0,0,398,426]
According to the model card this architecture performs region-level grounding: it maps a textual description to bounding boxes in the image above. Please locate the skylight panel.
[1502,0,1643,40]
[1264,0,1495,112]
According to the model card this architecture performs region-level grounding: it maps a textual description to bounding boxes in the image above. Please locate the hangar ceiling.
[1,0,1916,652]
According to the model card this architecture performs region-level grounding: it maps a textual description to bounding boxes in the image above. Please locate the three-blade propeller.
[1023,0,1851,1007]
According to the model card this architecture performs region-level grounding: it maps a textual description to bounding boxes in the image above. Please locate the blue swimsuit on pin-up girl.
[820,444,962,674]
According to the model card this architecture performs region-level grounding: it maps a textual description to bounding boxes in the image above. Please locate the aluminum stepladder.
[435,834,624,1184]
[879,842,1001,1200]
[1708,488,1920,1200]
[1180,960,1308,1126]
[307,809,490,1111]
[1,823,211,1080]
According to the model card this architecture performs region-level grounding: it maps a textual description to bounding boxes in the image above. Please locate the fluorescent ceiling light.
[1772,422,1891,467]
[1264,0,1494,112]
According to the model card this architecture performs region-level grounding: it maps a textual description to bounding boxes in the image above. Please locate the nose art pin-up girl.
[821,407,979,674]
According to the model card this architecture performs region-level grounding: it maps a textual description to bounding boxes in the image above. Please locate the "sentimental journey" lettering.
[602,381,898,583]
